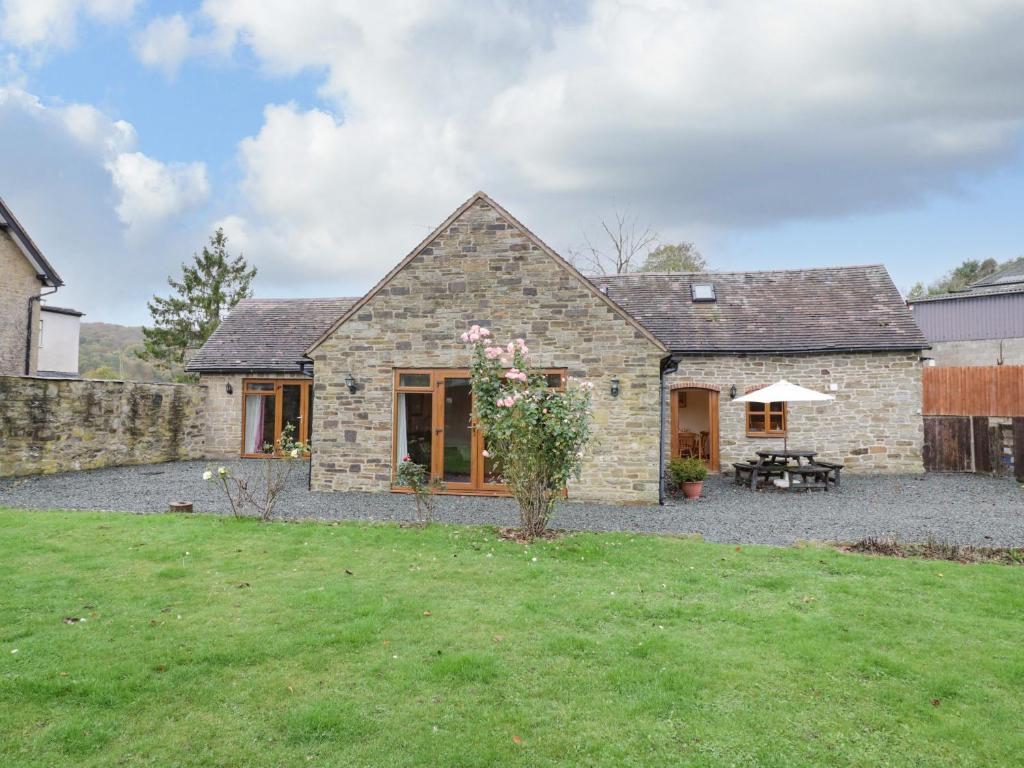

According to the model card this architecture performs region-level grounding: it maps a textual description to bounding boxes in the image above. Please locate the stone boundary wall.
[0,375,207,477]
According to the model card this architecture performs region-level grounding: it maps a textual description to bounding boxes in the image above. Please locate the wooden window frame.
[391,368,565,495]
[240,378,313,458]
[745,401,787,438]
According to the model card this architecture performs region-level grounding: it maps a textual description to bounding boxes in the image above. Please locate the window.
[241,379,313,456]
[691,284,716,302]
[393,368,565,493]
[746,401,786,437]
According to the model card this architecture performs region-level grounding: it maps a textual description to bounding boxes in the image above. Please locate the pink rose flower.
[459,332,470,342]
[479,327,491,337]
[482,449,491,458]
[402,454,411,462]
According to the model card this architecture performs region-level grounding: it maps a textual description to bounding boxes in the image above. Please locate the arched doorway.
[670,385,720,472]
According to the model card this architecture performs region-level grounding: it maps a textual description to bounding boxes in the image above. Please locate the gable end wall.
[311,198,665,503]
[0,229,41,375]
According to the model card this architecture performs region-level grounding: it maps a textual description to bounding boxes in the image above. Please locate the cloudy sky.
[2,0,1023,324]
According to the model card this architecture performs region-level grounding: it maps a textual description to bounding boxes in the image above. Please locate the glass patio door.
[393,369,564,493]
[441,375,475,488]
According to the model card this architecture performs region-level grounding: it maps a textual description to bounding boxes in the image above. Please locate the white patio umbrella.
[733,379,834,454]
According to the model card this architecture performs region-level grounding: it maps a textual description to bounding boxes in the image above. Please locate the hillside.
[79,323,172,382]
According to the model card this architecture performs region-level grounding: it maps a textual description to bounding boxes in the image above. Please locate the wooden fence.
[922,365,1024,416]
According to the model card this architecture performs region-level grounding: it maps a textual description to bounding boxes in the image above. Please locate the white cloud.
[134,14,191,78]
[0,86,212,321]
[106,152,209,236]
[194,0,1024,288]
[0,0,136,50]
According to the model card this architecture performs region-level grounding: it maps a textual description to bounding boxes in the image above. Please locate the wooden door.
[707,390,720,472]
[670,388,720,472]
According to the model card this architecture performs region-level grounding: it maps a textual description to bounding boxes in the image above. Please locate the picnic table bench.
[733,450,844,491]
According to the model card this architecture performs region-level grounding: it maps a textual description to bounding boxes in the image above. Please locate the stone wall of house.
[311,197,666,504]
[927,338,1024,367]
[665,351,924,473]
[0,375,206,477]
[0,229,41,376]
[200,372,311,457]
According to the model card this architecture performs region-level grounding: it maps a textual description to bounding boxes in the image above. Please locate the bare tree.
[568,209,659,275]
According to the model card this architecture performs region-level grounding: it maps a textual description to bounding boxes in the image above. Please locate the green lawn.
[1,510,1021,767]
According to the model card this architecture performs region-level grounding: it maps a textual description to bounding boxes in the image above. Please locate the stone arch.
[669,380,721,392]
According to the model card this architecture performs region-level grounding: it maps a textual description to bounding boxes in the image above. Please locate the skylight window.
[691,284,716,302]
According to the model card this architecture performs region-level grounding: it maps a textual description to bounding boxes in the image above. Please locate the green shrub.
[666,456,707,486]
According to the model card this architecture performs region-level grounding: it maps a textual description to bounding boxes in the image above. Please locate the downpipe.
[25,286,58,375]
[658,355,679,505]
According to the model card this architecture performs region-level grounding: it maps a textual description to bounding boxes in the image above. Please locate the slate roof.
[908,259,1024,303]
[590,265,926,354]
[0,194,64,287]
[40,305,84,317]
[186,298,358,373]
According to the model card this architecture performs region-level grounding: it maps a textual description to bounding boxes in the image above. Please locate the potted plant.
[667,456,708,500]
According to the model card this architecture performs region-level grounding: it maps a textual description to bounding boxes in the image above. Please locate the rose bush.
[203,423,309,521]
[464,326,594,538]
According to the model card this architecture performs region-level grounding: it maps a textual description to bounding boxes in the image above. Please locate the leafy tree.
[82,365,120,380]
[639,241,706,273]
[140,228,256,379]
[906,256,1016,299]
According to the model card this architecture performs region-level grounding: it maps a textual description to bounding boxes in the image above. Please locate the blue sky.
[1,1,1023,324]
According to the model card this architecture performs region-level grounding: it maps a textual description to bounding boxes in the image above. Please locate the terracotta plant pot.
[681,481,703,500]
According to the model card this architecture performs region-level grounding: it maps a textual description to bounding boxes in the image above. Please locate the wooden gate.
[922,416,973,472]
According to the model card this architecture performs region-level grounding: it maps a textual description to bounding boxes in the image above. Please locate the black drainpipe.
[658,355,679,505]
[25,286,58,375]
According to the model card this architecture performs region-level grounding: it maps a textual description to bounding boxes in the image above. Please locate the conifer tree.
[140,228,256,378]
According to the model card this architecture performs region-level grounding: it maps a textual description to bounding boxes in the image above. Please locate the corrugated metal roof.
[909,292,1024,342]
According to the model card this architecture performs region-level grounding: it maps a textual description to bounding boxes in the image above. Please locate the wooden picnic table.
[755,449,817,466]
[734,450,843,491]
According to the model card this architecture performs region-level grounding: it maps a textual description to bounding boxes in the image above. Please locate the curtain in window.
[396,393,408,461]
[244,395,266,453]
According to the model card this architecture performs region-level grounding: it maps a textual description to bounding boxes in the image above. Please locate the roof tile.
[186,298,357,373]
[590,265,926,353]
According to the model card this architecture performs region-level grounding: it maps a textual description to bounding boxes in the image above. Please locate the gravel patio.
[2,460,1022,546]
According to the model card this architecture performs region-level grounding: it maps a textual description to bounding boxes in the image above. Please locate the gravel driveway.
[2,460,1022,546]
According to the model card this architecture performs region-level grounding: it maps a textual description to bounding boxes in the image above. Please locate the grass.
[1,509,1022,767]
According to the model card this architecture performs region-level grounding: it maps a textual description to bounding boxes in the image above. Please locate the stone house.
[189,192,927,503]
[907,260,1024,366]
[0,195,66,376]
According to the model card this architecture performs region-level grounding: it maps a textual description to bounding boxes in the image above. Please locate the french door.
[393,368,563,494]
[241,378,313,457]
[393,369,505,493]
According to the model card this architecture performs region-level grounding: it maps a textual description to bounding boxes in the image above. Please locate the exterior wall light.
[225,382,233,395]
[345,373,358,393]
[729,384,737,400]
[609,378,621,398]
